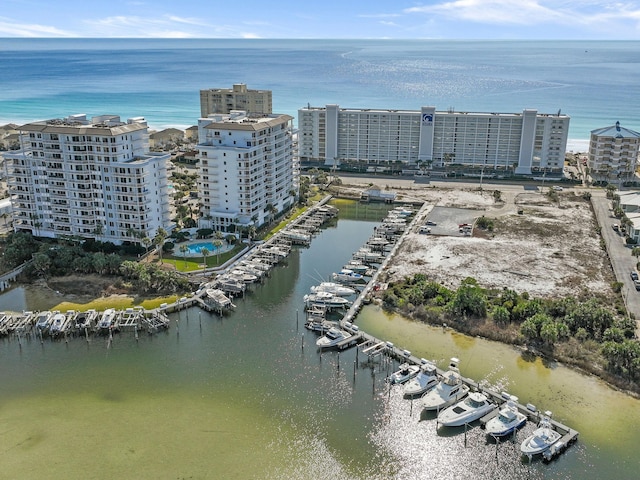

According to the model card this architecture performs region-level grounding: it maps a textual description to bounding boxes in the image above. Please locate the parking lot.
[420,206,479,236]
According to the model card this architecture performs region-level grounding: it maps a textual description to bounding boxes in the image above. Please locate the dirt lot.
[341,183,613,298]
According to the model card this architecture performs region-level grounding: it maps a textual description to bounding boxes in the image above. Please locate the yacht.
[485,397,527,437]
[389,363,420,384]
[343,261,369,275]
[332,269,365,284]
[437,392,497,427]
[403,361,439,397]
[520,413,562,457]
[421,358,470,411]
[310,282,356,297]
[304,291,350,309]
[315,327,353,348]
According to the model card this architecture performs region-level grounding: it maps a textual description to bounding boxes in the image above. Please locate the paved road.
[591,195,640,335]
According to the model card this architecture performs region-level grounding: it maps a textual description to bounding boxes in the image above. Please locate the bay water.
[0,201,638,479]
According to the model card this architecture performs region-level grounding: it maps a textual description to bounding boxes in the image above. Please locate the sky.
[0,0,639,40]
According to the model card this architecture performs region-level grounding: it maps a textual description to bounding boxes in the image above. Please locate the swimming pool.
[183,241,231,257]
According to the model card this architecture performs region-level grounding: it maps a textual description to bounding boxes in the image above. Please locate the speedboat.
[304,291,350,309]
[49,312,68,336]
[485,397,527,437]
[389,363,420,384]
[97,308,117,330]
[403,361,439,397]
[316,327,353,348]
[34,311,54,331]
[310,282,356,297]
[332,269,365,284]
[421,358,470,411]
[520,413,562,457]
[437,392,497,427]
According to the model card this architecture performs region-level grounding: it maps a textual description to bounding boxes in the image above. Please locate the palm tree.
[141,236,152,255]
[179,244,188,268]
[200,247,210,275]
[154,227,168,263]
[213,230,224,263]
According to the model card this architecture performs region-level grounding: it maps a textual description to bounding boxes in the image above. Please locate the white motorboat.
[343,261,369,275]
[228,269,259,283]
[315,327,353,348]
[353,249,384,264]
[310,282,356,297]
[48,312,68,335]
[421,358,470,411]
[97,308,117,330]
[205,288,236,310]
[520,413,562,457]
[332,268,365,284]
[437,392,497,427]
[485,397,527,437]
[403,362,439,397]
[304,291,350,309]
[34,311,54,331]
[389,363,420,384]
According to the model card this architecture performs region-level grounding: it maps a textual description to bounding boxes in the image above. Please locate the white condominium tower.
[196,111,296,232]
[298,105,569,175]
[5,114,171,244]
[200,84,273,117]
[588,121,640,185]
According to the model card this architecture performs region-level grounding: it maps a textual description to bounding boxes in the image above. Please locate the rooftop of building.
[299,104,569,118]
[202,111,293,131]
[591,121,640,139]
[17,114,148,135]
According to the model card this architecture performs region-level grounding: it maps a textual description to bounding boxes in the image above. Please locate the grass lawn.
[164,244,245,272]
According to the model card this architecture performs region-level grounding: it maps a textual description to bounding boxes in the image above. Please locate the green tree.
[201,247,210,275]
[179,244,188,267]
[493,306,511,325]
[213,231,224,263]
[153,227,168,263]
[31,251,51,278]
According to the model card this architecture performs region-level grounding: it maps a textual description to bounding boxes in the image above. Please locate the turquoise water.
[1,39,640,142]
[184,241,228,256]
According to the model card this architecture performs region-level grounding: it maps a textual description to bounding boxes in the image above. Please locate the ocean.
[2,39,640,151]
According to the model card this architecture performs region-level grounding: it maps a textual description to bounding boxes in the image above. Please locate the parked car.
[425,221,437,226]
[552,186,563,191]
[631,271,638,281]
[419,226,431,234]
[612,224,619,232]
[634,279,640,291]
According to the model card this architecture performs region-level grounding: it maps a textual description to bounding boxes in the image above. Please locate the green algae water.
[1,201,638,479]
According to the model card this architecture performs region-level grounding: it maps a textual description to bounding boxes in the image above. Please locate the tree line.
[383,274,639,382]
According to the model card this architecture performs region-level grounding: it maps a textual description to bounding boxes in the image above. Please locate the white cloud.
[404,0,640,30]
[0,17,75,37]
[405,0,565,25]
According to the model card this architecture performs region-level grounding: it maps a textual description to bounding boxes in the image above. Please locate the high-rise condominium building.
[4,114,171,244]
[298,105,569,175]
[200,84,272,117]
[196,111,296,232]
[588,121,640,185]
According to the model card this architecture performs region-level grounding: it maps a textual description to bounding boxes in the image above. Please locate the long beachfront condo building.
[298,105,569,175]
[200,84,273,117]
[4,114,171,244]
[196,111,296,232]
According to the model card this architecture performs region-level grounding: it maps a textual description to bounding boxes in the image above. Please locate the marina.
[0,198,624,476]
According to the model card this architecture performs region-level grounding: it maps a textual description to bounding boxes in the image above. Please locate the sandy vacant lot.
[343,183,612,298]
